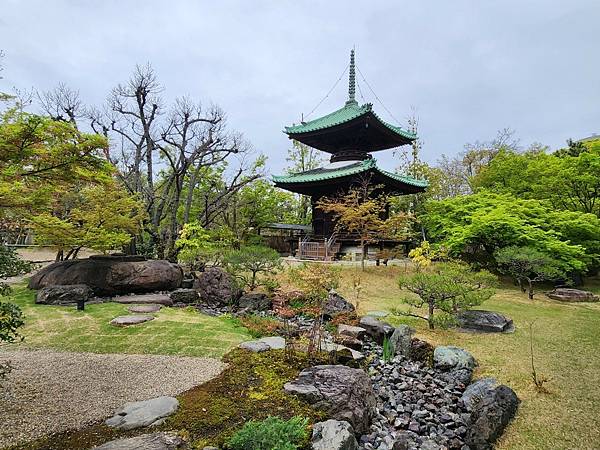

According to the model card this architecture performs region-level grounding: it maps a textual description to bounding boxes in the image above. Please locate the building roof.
[272,158,428,196]
[284,102,416,140]
[284,50,416,154]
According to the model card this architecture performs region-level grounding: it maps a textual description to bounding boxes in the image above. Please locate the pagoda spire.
[346,49,358,106]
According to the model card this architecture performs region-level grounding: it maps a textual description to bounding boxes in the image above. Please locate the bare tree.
[38,83,83,126]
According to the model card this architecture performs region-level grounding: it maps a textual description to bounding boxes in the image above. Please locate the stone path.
[0,349,226,448]
[110,315,155,326]
[128,304,162,313]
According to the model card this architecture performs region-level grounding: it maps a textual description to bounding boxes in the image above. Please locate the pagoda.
[273,50,427,259]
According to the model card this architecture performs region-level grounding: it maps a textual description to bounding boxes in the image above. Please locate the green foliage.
[0,244,33,278]
[496,246,566,299]
[397,262,496,329]
[0,109,110,211]
[382,335,393,362]
[0,300,24,344]
[287,263,341,301]
[226,416,309,450]
[176,221,234,268]
[423,191,594,272]
[223,245,282,290]
[29,182,144,257]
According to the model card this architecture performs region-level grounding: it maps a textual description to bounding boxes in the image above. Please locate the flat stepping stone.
[112,293,173,306]
[128,304,162,313]
[105,396,179,430]
[110,315,155,326]
[239,336,286,352]
[93,432,185,450]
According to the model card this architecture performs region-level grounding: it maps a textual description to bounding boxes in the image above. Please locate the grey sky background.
[1,0,598,175]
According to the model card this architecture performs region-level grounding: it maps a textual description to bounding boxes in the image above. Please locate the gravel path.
[0,349,226,448]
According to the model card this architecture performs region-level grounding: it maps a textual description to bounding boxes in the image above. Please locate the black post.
[77,298,85,311]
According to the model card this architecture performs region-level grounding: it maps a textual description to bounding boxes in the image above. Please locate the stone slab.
[110,315,155,326]
[105,396,179,430]
[128,304,162,313]
[112,293,173,306]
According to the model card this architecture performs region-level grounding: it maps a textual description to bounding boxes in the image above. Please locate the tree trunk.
[528,279,534,299]
[361,238,366,272]
[428,301,435,329]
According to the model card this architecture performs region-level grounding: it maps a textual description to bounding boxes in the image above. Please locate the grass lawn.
[6,285,251,358]
[337,265,600,450]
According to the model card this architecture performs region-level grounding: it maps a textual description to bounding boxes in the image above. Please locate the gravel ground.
[0,349,226,448]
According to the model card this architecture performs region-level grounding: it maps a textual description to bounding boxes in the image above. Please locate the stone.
[110,315,155,326]
[410,338,434,364]
[194,267,242,307]
[311,419,358,450]
[333,333,363,351]
[93,432,186,450]
[105,396,179,430]
[29,257,183,296]
[338,324,367,339]
[420,440,442,450]
[239,340,270,352]
[320,341,364,361]
[389,325,415,358]
[434,346,476,371]
[546,287,599,303]
[239,336,285,352]
[465,385,520,450]
[284,365,376,434]
[461,378,498,411]
[323,290,356,319]
[128,304,162,313]
[359,316,394,344]
[169,288,199,304]
[181,278,194,289]
[238,293,272,311]
[113,293,173,306]
[35,284,93,305]
[258,336,286,349]
[456,310,514,333]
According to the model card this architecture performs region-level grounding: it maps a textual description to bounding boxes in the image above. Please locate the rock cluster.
[360,340,472,450]
[546,287,599,302]
[35,284,93,305]
[194,267,241,307]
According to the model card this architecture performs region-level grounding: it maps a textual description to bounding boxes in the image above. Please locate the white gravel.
[0,348,226,448]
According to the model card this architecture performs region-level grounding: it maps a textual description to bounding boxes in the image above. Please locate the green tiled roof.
[284,102,416,140]
[272,158,428,188]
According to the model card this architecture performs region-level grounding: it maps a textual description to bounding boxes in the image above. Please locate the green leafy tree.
[423,191,591,273]
[175,221,234,268]
[495,246,566,299]
[286,140,323,223]
[29,182,145,260]
[223,245,282,290]
[287,263,341,301]
[397,262,496,329]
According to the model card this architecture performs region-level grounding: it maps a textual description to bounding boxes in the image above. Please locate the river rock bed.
[360,340,471,450]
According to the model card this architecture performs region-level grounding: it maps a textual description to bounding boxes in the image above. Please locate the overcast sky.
[1,0,598,174]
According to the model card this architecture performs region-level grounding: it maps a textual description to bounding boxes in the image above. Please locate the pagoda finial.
[346,48,357,106]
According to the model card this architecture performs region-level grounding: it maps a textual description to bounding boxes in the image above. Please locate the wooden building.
[273,50,427,260]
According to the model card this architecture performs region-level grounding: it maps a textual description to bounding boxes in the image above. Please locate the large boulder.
[461,378,498,411]
[194,267,241,307]
[546,288,599,303]
[359,316,394,344]
[457,310,514,333]
[93,432,186,450]
[284,365,375,434]
[105,396,179,430]
[465,385,520,450]
[323,290,355,319]
[35,284,93,305]
[311,419,358,450]
[169,288,199,304]
[237,293,272,311]
[29,257,183,296]
[434,346,476,385]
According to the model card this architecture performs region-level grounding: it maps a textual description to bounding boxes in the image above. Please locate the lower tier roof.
[272,158,428,196]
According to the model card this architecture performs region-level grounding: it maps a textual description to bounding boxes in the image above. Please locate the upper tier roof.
[284,50,416,154]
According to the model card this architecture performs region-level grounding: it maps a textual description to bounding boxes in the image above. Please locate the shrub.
[0,300,25,381]
[0,245,33,278]
[287,263,341,301]
[224,246,282,290]
[239,315,283,338]
[226,415,309,450]
[396,261,497,329]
